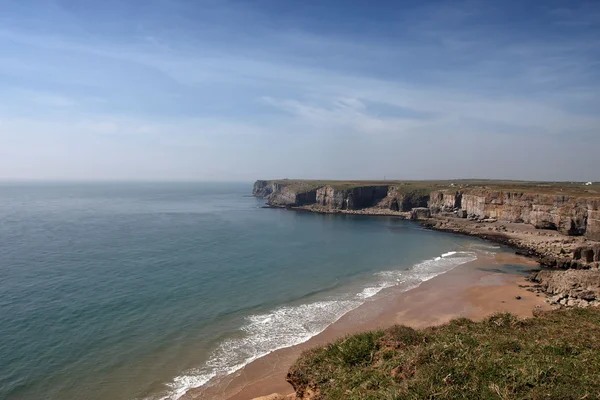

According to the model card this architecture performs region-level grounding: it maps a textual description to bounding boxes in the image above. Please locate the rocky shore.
[253,179,600,307]
[419,217,600,308]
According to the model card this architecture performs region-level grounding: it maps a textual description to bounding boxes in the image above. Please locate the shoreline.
[181,251,550,400]
[264,204,594,268]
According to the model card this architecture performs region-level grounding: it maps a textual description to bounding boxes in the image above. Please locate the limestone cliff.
[315,185,389,210]
[254,180,429,212]
[428,189,600,240]
[252,180,276,197]
[253,180,600,241]
[253,180,317,207]
[381,186,430,211]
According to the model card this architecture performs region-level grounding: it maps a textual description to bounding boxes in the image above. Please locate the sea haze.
[0,182,491,400]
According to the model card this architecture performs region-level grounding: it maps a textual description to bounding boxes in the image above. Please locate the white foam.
[156,300,361,400]
[441,251,457,257]
[356,283,395,299]
[377,251,477,286]
[154,250,478,400]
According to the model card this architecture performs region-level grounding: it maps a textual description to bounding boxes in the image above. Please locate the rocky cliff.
[252,180,276,197]
[253,180,317,207]
[253,180,430,212]
[428,189,600,240]
[254,180,600,240]
[315,185,388,210]
[253,180,600,269]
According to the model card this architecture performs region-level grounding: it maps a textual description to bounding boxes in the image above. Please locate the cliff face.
[428,190,462,212]
[252,180,273,197]
[253,181,317,207]
[429,189,600,240]
[270,187,317,207]
[588,210,600,241]
[252,180,289,199]
[315,185,389,210]
[389,187,430,211]
[253,180,600,240]
[254,181,430,212]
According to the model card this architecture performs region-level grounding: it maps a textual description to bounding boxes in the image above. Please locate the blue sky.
[1,0,599,181]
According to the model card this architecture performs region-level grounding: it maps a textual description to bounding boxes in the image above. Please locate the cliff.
[428,189,600,240]
[253,180,430,212]
[253,180,318,207]
[253,180,600,240]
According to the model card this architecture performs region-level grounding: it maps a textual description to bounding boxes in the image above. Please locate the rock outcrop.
[428,190,462,212]
[530,269,600,307]
[587,210,600,241]
[252,180,291,199]
[429,189,600,240]
[268,186,317,207]
[410,207,431,220]
[253,181,318,207]
[315,185,389,210]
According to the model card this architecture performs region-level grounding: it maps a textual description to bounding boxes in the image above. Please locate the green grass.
[266,179,600,197]
[269,180,455,195]
[289,308,600,399]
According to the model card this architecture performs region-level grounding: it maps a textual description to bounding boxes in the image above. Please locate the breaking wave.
[155,250,478,400]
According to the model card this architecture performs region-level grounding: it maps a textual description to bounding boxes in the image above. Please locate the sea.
[0,182,508,400]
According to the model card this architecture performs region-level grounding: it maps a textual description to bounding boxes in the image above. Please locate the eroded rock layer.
[429,189,600,239]
[253,180,600,240]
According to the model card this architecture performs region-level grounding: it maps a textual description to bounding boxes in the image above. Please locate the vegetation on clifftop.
[289,308,600,399]
[265,179,600,197]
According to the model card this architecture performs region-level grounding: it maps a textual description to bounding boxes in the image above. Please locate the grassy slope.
[267,179,600,197]
[290,308,600,400]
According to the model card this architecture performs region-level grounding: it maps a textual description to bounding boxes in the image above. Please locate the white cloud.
[1,1,599,181]
[23,91,77,108]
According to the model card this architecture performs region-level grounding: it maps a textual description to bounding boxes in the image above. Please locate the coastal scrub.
[288,308,600,399]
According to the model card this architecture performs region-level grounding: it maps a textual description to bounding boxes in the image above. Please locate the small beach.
[183,252,549,400]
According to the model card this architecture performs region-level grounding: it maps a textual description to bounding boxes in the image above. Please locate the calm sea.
[0,182,500,400]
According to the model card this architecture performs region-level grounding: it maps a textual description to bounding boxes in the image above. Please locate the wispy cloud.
[0,0,599,180]
[19,90,78,108]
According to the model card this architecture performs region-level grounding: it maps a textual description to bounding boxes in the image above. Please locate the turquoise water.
[0,182,491,400]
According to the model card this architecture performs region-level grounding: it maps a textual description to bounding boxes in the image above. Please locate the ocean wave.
[375,251,477,289]
[156,250,478,400]
[158,300,361,400]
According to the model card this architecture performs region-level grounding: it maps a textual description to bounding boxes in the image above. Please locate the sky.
[1,0,599,182]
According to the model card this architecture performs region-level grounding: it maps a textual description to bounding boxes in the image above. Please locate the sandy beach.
[182,251,550,400]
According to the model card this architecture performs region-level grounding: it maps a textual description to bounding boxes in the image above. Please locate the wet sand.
[182,252,550,400]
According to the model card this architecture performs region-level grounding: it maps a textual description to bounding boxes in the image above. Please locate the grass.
[289,308,600,399]
[266,179,600,197]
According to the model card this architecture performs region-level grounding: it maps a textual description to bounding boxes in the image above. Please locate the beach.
[183,252,550,400]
